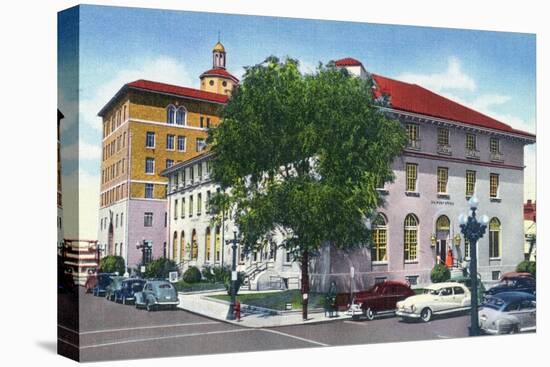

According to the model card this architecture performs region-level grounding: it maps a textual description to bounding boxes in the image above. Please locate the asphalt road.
[58,288,470,362]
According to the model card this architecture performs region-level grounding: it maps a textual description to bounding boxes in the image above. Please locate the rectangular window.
[174,199,178,220]
[197,193,202,215]
[466,134,477,151]
[145,158,155,174]
[206,117,211,129]
[166,159,174,169]
[490,137,500,154]
[181,197,185,218]
[198,163,203,180]
[166,134,175,150]
[405,163,418,192]
[190,166,194,184]
[489,230,500,258]
[144,212,153,227]
[189,195,193,217]
[200,116,204,128]
[466,170,476,197]
[490,173,499,198]
[196,138,206,152]
[145,183,154,199]
[406,124,420,149]
[181,170,186,187]
[206,190,211,213]
[177,136,186,151]
[437,128,450,146]
[146,132,155,148]
[437,167,448,194]
[492,271,501,281]
[404,227,418,261]
[372,227,387,262]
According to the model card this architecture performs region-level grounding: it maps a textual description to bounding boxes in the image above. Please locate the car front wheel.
[122,296,127,305]
[420,308,433,322]
[364,307,375,321]
[146,301,154,312]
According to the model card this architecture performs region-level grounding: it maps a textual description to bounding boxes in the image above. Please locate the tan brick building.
[97,42,238,270]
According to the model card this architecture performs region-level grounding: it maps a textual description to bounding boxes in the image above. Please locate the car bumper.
[396,310,420,318]
[480,327,500,335]
[346,305,363,316]
[153,300,180,306]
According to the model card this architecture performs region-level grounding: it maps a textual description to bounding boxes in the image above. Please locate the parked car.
[396,282,470,322]
[450,273,486,304]
[485,274,536,297]
[135,280,179,311]
[91,273,116,297]
[346,281,415,320]
[114,279,146,304]
[105,276,125,301]
[479,292,536,334]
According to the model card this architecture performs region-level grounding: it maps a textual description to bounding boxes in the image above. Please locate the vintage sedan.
[105,276,125,301]
[114,279,146,304]
[485,274,536,297]
[479,292,536,334]
[135,280,179,311]
[396,282,470,322]
[91,273,117,297]
[346,281,415,320]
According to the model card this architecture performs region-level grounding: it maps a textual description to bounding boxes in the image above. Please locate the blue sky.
[58,5,536,238]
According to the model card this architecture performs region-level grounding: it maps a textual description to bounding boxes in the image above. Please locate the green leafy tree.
[431,264,451,283]
[99,255,126,275]
[144,258,178,279]
[208,57,406,319]
[516,260,536,278]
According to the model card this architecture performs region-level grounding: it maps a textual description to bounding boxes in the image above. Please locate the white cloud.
[80,56,194,132]
[396,57,476,92]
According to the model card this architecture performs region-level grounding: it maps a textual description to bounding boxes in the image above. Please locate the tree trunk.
[301,250,310,321]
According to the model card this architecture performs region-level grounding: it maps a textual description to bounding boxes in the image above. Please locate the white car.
[396,282,471,322]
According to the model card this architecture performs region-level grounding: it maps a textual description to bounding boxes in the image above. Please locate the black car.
[485,275,536,297]
[114,279,146,304]
[92,273,117,297]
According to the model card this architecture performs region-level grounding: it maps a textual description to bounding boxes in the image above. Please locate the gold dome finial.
[213,41,225,53]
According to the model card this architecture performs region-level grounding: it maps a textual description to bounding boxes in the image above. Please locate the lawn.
[174,280,225,293]
[209,290,325,311]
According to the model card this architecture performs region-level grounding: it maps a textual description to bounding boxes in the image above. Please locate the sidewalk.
[177,291,351,328]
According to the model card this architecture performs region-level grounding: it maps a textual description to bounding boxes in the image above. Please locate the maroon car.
[341,280,415,320]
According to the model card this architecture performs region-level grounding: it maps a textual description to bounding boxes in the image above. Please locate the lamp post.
[136,239,152,274]
[458,196,489,336]
[226,226,239,320]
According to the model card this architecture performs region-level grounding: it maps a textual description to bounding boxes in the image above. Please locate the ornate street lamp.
[458,195,489,336]
[136,239,153,271]
[226,226,239,320]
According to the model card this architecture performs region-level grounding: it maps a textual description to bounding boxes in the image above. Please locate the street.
[58,288,470,362]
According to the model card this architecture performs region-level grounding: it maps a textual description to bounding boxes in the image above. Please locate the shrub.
[183,266,202,283]
[212,265,231,283]
[201,265,215,283]
[516,260,536,278]
[431,264,451,283]
[99,255,126,275]
[144,258,178,279]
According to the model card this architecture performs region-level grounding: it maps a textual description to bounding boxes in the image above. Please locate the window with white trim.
[166,134,175,150]
[145,183,154,199]
[176,107,186,126]
[145,158,155,174]
[177,136,186,151]
[404,214,418,261]
[144,212,153,227]
[146,132,155,148]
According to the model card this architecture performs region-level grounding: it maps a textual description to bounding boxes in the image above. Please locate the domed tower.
[200,41,239,96]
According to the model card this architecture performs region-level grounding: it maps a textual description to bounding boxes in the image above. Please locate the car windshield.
[482,297,505,310]
[423,289,439,296]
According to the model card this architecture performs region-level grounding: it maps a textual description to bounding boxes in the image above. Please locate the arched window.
[172,231,178,261]
[176,107,186,126]
[191,229,198,260]
[166,105,176,125]
[436,215,450,232]
[180,231,185,261]
[215,226,221,262]
[489,218,501,258]
[372,214,388,262]
[205,227,211,262]
[404,214,419,261]
[123,105,127,121]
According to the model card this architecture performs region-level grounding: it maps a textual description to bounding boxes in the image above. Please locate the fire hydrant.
[235,300,241,321]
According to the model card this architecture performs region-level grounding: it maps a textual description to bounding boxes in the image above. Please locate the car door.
[436,287,454,312]
[517,299,536,331]
[452,286,467,308]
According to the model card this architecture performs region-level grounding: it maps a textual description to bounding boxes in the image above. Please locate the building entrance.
[436,215,450,265]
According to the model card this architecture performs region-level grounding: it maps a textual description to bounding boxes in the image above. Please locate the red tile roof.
[200,68,240,83]
[128,79,229,103]
[334,57,363,67]
[371,73,535,139]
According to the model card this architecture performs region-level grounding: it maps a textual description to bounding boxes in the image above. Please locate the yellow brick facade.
[99,89,223,207]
